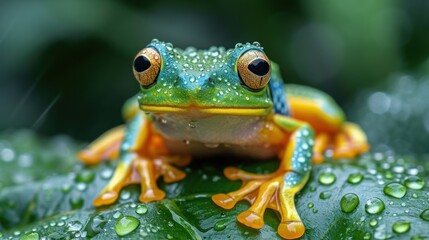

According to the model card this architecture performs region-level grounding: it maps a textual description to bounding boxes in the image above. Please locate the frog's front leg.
[212,115,313,239]
[93,113,190,206]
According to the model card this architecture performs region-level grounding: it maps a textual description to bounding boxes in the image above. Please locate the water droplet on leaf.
[136,205,148,215]
[365,198,385,214]
[318,172,336,185]
[384,183,407,198]
[115,216,140,236]
[404,176,425,190]
[340,193,359,213]
[392,220,410,234]
[347,173,363,184]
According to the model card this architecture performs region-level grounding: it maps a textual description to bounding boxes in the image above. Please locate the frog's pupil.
[134,56,151,72]
[248,59,269,76]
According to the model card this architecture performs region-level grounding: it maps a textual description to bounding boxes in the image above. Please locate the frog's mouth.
[141,105,269,116]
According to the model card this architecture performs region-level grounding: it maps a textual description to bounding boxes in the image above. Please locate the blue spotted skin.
[283,126,314,188]
[269,74,290,116]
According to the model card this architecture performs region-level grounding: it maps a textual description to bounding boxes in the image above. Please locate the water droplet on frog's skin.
[318,172,336,185]
[19,232,39,240]
[320,191,332,200]
[160,118,167,124]
[136,205,148,215]
[392,220,410,234]
[384,182,407,199]
[365,198,385,214]
[404,176,425,190]
[420,209,429,221]
[369,219,378,227]
[214,219,228,231]
[340,193,359,213]
[115,216,140,236]
[188,121,197,128]
[347,173,364,184]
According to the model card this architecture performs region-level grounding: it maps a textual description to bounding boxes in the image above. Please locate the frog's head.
[132,40,276,118]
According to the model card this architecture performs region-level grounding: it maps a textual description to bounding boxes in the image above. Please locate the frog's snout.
[178,72,212,94]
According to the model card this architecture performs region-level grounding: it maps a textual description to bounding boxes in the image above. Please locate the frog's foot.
[93,155,190,206]
[313,122,369,163]
[77,126,125,164]
[212,167,307,239]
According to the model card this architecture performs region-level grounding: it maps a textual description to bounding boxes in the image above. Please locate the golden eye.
[237,50,271,91]
[133,47,161,87]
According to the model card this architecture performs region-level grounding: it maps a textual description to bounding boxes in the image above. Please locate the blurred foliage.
[350,73,429,156]
[1,0,429,142]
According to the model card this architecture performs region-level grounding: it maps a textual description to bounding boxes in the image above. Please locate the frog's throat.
[141,105,269,116]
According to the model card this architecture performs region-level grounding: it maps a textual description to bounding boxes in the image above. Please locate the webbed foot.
[212,167,308,239]
[313,122,369,163]
[93,155,190,206]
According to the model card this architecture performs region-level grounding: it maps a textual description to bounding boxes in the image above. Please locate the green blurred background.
[1,0,428,153]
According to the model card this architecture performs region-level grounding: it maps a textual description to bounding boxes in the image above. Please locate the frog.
[77,39,369,239]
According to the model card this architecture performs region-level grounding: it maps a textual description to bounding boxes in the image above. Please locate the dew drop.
[347,173,364,184]
[86,215,107,237]
[365,198,385,214]
[384,183,407,199]
[69,196,84,210]
[392,220,410,234]
[101,168,113,179]
[214,219,227,231]
[188,121,197,128]
[420,209,429,221]
[404,176,425,190]
[318,172,336,185]
[363,233,371,240]
[307,202,314,208]
[319,191,332,200]
[136,205,148,215]
[369,219,378,227]
[115,216,140,236]
[75,170,95,183]
[19,232,39,240]
[67,221,83,232]
[340,193,359,213]
[167,234,174,239]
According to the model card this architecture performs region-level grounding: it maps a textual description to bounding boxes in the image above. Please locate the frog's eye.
[237,50,271,91]
[133,47,161,87]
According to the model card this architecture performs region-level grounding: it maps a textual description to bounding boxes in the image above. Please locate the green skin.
[119,39,345,186]
[106,40,348,238]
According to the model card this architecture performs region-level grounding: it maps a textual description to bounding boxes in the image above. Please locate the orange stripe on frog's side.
[288,97,343,134]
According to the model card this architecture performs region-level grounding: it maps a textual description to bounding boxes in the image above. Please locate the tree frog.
[78,40,369,239]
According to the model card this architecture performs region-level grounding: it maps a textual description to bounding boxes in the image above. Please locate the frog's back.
[285,84,345,134]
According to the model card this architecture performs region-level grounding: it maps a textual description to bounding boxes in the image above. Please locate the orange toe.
[237,210,265,229]
[278,221,305,239]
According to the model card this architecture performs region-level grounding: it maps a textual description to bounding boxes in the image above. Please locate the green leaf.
[1,132,429,239]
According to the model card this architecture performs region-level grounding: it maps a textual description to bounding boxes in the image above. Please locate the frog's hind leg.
[77,125,125,164]
[331,122,369,159]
